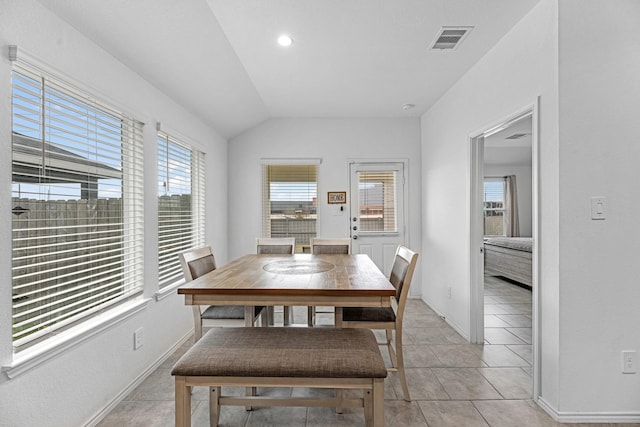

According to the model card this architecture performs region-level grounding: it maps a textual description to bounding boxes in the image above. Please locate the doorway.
[349,161,407,275]
[469,103,539,399]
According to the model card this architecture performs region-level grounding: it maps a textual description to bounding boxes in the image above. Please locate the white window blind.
[262,164,317,252]
[483,178,505,236]
[357,171,397,232]
[157,133,205,287]
[11,63,144,348]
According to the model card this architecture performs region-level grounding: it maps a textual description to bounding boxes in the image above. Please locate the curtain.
[504,175,520,237]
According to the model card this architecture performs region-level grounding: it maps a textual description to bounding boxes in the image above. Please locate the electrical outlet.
[134,327,144,350]
[622,350,636,374]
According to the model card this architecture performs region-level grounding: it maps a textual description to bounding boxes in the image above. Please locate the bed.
[484,237,533,288]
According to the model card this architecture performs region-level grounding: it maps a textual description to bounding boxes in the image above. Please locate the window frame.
[9,60,145,356]
[483,178,506,237]
[261,159,320,253]
[156,131,205,291]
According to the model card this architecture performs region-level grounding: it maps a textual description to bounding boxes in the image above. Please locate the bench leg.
[363,389,373,426]
[372,379,385,427]
[175,377,191,427]
[209,386,220,427]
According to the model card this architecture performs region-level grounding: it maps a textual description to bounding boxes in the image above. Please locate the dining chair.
[335,245,418,401]
[178,246,267,341]
[308,237,352,326]
[256,237,295,325]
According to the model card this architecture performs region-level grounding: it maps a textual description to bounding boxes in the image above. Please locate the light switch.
[590,197,606,220]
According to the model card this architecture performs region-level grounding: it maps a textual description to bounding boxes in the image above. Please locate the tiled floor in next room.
[97,278,630,427]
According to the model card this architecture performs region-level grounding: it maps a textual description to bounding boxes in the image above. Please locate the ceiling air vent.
[431,26,473,50]
[506,133,528,140]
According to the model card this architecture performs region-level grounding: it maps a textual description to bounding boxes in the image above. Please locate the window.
[262,163,318,253]
[483,179,505,236]
[357,171,397,232]
[157,132,205,288]
[11,63,144,349]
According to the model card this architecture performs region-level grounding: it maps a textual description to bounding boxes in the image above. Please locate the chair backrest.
[178,246,217,282]
[310,238,351,255]
[256,237,295,255]
[389,245,419,311]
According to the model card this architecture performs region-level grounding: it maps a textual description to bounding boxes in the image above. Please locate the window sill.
[3,298,151,379]
[155,279,186,301]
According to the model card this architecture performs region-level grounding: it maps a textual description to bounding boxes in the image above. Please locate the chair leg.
[307,306,314,326]
[335,389,343,414]
[192,307,203,342]
[334,307,343,328]
[266,306,275,326]
[395,327,410,401]
[260,308,269,327]
[385,329,397,366]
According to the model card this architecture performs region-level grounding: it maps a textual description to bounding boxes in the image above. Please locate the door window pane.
[358,171,397,232]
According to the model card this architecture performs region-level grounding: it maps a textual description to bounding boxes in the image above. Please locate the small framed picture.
[327,191,346,204]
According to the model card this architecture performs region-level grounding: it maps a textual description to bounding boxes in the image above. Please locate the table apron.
[183,294,391,307]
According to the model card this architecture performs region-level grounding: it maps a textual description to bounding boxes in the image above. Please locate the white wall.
[0,2,228,426]
[483,165,533,237]
[421,0,561,410]
[228,118,422,293]
[423,0,640,420]
[556,0,640,415]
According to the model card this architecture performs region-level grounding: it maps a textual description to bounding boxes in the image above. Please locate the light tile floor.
[97,278,634,427]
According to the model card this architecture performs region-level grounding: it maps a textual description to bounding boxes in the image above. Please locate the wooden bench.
[171,327,388,427]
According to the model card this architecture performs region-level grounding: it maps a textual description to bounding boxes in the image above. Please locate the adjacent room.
[1,1,639,426]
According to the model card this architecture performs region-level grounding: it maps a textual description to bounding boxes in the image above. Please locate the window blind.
[358,171,397,232]
[483,179,505,236]
[157,133,205,287]
[262,164,317,251]
[11,63,144,347]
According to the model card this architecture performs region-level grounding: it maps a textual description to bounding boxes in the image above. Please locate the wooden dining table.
[178,253,396,326]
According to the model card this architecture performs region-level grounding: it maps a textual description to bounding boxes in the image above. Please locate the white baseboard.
[83,330,193,427]
[538,397,640,423]
[419,297,470,341]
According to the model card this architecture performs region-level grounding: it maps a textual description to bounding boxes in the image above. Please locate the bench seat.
[171,327,387,427]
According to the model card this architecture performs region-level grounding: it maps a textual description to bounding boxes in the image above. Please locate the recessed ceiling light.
[277,35,294,47]
[402,103,415,111]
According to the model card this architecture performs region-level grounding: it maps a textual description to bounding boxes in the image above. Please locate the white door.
[349,162,406,276]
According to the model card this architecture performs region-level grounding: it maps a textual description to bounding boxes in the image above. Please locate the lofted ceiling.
[36,0,541,139]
